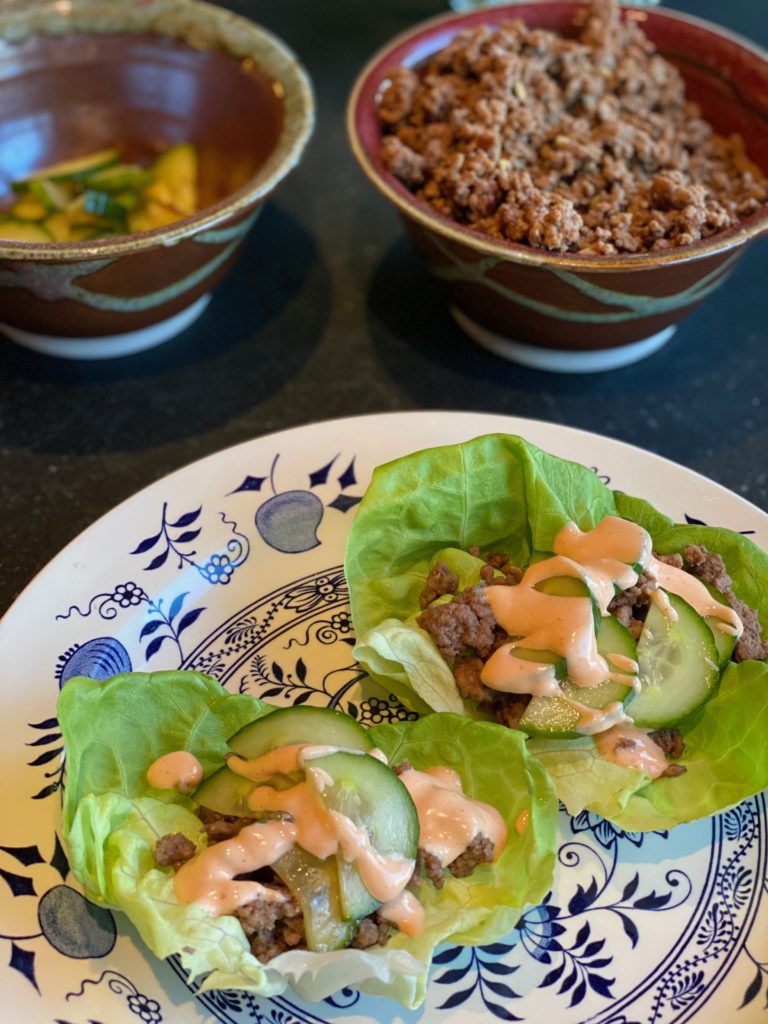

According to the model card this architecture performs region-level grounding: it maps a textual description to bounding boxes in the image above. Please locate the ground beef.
[237,885,305,962]
[417,584,497,659]
[611,603,644,639]
[378,0,767,253]
[453,655,495,702]
[655,552,684,569]
[351,915,392,949]
[682,544,732,592]
[609,569,658,612]
[393,760,412,775]
[730,595,768,662]
[608,569,657,636]
[197,807,257,843]
[411,847,446,890]
[448,833,495,877]
[419,560,460,608]
[493,693,532,729]
[681,544,768,661]
[154,832,196,868]
[649,727,686,760]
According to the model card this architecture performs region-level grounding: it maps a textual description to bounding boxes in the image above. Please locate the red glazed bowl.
[0,0,314,360]
[348,3,768,372]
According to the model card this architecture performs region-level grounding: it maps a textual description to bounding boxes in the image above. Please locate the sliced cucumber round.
[535,574,601,632]
[229,705,372,759]
[15,147,120,186]
[307,750,418,922]
[193,706,372,816]
[700,582,737,668]
[517,615,636,738]
[191,764,255,817]
[628,592,720,729]
[272,846,355,951]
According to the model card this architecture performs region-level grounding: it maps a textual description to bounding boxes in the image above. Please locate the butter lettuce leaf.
[58,670,557,1007]
[345,433,768,830]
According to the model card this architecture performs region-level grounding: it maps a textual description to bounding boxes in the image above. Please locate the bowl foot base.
[451,306,677,373]
[1,292,211,360]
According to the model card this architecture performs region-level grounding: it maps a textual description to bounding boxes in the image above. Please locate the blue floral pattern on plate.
[0,413,765,1024]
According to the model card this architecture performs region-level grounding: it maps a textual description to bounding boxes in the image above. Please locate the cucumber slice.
[507,647,566,679]
[308,750,418,922]
[700,582,737,667]
[272,846,355,951]
[191,764,255,817]
[29,178,71,212]
[535,574,601,632]
[518,616,637,738]
[83,189,128,222]
[15,148,120,186]
[229,705,372,759]
[82,163,153,193]
[628,592,720,729]
[194,706,373,817]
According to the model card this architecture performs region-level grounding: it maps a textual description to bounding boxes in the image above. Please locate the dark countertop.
[1,0,766,613]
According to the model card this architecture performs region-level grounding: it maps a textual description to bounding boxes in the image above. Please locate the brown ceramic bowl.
[0,0,313,359]
[348,3,768,372]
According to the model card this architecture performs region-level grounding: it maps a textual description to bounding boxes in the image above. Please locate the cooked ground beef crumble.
[378,0,767,254]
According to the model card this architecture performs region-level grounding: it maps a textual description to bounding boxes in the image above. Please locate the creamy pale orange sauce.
[607,652,639,676]
[486,518,651,694]
[515,810,530,834]
[171,743,509,937]
[567,699,629,736]
[648,557,742,637]
[593,723,670,779]
[146,751,203,794]
[379,890,425,937]
[174,819,297,914]
[554,518,651,609]
[482,647,563,696]
[329,812,415,901]
[399,764,507,866]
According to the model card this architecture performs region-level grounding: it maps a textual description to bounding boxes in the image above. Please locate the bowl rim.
[347,1,768,273]
[0,0,315,261]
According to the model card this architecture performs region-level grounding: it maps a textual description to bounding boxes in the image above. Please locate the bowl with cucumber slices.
[0,0,314,359]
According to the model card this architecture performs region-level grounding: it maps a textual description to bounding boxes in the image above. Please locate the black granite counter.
[1,0,766,612]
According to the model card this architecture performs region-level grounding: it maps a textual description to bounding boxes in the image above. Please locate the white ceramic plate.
[1,411,766,1024]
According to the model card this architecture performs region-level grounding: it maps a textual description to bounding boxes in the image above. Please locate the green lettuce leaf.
[58,670,557,1007]
[345,433,768,830]
[59,670,264,834]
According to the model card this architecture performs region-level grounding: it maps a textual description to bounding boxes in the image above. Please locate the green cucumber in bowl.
[13,147,120,187]
[628,592,720,729]
[517,614,637,739]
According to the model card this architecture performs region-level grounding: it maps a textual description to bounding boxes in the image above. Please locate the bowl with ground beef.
[347,0,768,372]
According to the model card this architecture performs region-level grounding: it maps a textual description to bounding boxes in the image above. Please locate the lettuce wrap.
[345,433,768,831]
[58,670,557,1007]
